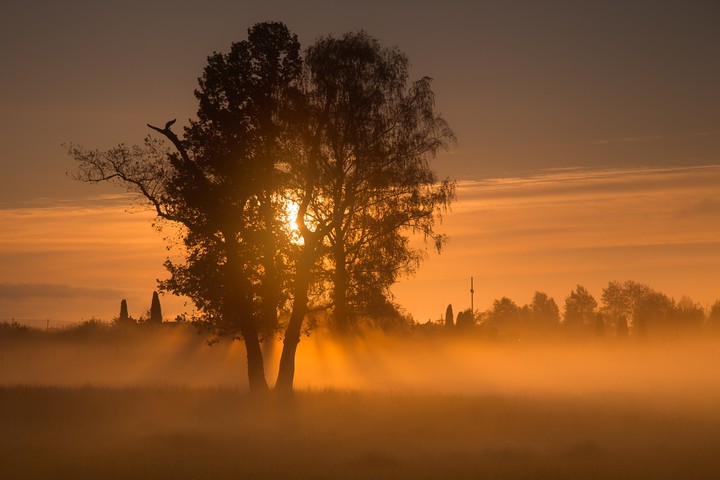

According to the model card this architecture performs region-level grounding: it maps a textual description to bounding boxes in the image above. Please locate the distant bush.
[57,318,113,339]
[0,321,32,336]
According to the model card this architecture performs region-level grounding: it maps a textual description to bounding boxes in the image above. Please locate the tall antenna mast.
[470,276,474,313]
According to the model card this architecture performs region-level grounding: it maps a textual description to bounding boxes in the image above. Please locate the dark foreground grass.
[1,386,719,479]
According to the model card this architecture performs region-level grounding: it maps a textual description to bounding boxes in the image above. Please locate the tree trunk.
[224,244,269,393]
[242,327,269,392]
[275,306,305,394]
[331,232,350,333]
[274,244,314,394]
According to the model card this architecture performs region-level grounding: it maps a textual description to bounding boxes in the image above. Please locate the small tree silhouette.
[149,292,162,324]
[119,299,130,324]
[445,304,454,328]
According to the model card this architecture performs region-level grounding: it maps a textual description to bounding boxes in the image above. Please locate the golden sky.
[2,165,718,325]
[394,165,720,320]
[0,197,175,325]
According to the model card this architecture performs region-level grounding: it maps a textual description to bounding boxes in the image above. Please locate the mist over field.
[4,323,720,412]
[3,324,720,402]
[2,325,720,479]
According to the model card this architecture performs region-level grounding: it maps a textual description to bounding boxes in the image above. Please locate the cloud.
[0,196,190,322]
[0,282,121,300]
[0,193,138,211]
[590,131,720,146]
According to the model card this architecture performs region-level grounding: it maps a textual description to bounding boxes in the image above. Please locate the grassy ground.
[1,386,720,480]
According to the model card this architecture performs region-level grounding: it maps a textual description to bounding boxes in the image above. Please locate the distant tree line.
[429,280,720,339]
[3,279,720,342]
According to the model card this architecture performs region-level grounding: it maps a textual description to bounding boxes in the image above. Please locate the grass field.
[2,386,720,479]
[1,327,720,479]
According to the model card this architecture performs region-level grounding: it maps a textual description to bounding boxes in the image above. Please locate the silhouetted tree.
[600,281,704,337]
[445,304,454,328]
[633,289,674,336]
[70,24,453,394]
[526,291,560,332]
[149,291,162,324]
[302,31,455,333]
[485,297,521,338]
[275,32,454,391]
[181,22,303,345]
[674,296,704,333]
[71,22,303,392]
[118,299,130,324]
[69,22,454,390]
[563,285,597,331]
[455,308,475,330]
[601,280,651,335]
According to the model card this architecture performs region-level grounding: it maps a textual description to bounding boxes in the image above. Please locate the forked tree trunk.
[274,306,305,394]
[275,288,309,394]
[275,245,314,394]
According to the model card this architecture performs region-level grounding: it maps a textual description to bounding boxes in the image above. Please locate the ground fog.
[1,325,719,479]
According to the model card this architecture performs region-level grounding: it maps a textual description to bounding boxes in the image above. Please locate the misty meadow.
[2,321,720,479]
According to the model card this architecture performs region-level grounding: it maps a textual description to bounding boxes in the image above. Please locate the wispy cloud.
[590,131,720,146]
[0,195,179,322]
[0,282,121,300]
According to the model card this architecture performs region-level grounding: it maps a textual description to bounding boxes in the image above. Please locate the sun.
[280,197,303,244]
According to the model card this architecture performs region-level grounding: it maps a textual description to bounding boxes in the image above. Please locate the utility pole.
[470,276,474,314]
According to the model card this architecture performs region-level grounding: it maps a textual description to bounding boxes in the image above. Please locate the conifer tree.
[150,291,162,324]
[118,299,131,324]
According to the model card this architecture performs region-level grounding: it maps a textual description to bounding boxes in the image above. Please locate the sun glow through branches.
[280,197,303,245]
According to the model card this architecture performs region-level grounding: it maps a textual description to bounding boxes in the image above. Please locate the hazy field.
[2,325,720,479]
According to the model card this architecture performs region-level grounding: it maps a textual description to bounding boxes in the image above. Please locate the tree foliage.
[600,281,704,336]
[563,285,597,330]
[526,291,560,330]
[485,297,521,333]
[300,31,455,331]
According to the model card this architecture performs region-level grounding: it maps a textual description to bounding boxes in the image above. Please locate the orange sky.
[2,165,719,325]
[1,2,719,325]
[394,165,720,321]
